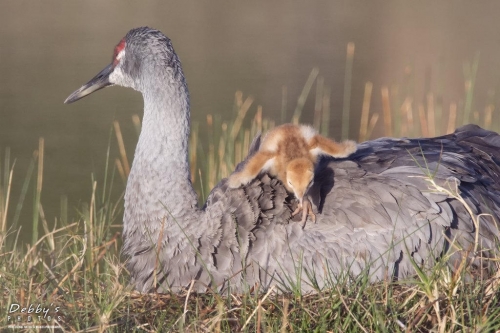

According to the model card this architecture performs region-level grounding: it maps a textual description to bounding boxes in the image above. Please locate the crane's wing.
[201,125,500,293]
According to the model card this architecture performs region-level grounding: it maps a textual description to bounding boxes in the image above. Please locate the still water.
[1,1,500,232]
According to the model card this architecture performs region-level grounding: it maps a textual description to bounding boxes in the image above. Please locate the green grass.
[1,53,500,332]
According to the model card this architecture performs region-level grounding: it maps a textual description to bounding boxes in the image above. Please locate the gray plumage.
[65,27,500,293]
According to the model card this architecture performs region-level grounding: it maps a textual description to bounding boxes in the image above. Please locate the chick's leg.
[291,197,316,228]
[228,151,276,188]
[292,203,303,217]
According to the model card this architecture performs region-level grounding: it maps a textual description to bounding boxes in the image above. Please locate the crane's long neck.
[124,74,199,231]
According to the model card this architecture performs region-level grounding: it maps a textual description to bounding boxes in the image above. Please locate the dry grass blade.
[314,76,324,131]
[172,279,196,330]
[447,103,457,134]
[321,86,331,137]
[23,222,78,262]
[132,114,142,137]
[484,104,494,129]
[113,120,130,177]
[49,225,86,298]
[235,90,243,109]
[230,96,254,139]
[484,264,500,299]
[115,158,126,183]
[336,286,368,333]
[153,217,166,290]
[400,97,413,137]
[281,85,288,124]
[418,104,429,137]
[1,160,14,233]
[366,113,379,140]
[473,110,480,123]
[427,93,435,137]
[405,98,414,137]
[381,87,392,137]
[93,232,120,267]
[241,285,275,330]
[426,176,495,254]
[190,127,198,183]
[359,82,373,142]
[342,42,355,140]
[32,137,44,245]
[89,181,96,266]
[280,297,289,333]
[234,141,242,165]
[292,67,319,124]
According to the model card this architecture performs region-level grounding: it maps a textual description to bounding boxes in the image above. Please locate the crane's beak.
[64,64,114,104]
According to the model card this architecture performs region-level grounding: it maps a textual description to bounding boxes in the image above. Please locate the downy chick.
[228,124,357,227]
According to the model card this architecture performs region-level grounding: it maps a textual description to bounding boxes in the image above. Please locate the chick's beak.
[64,64,114,104]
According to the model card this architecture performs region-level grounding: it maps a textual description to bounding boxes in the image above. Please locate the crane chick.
[228,124,357,227]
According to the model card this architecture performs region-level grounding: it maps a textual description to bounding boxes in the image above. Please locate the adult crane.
[65,27,500,293]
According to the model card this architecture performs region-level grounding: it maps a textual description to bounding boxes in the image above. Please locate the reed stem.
[447,103,457,135]
[281,86,287,124]
[381,87,392,137]
[32,138,44,245]
[342,42,355,140]
[418,104,429,137]
[359,82,373,142]
[314,76,324,131]
[113,121,130,177]
[292,67,319,124]
[427,93,435,137]
[321,86,331,137]
[484,104,494,129]
[463,53,480,125]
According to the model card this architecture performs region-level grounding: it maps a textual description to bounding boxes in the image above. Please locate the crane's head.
[64,27,181,104]
[285,158,314,204]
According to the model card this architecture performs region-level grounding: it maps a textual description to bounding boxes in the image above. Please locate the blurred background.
[1,1,500,235]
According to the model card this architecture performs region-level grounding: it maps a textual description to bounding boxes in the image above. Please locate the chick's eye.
[288,181,292,186]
